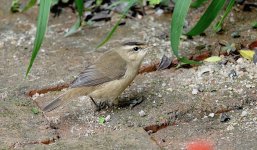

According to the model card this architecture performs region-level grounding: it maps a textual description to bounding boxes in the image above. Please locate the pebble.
[32,93,39,100]
[231,31,240,38]
[192,88,198,95]
[228,69,237,79]
[241,111,248,117]
[139,110,146,117]
[208,113,215,118]
[220,113,230,122]
[105,115,111,122]
[236,58,244,64]
[227,124,234,130]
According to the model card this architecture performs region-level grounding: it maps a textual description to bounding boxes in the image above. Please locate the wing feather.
[70,51,127,88]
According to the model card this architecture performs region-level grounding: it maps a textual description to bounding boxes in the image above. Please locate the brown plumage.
[43,42,148,112]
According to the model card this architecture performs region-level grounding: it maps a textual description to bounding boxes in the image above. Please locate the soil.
[0,0,257,149]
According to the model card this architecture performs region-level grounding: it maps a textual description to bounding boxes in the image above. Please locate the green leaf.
[31,107,39,114]
[251,21,257,28]
[204,56,222,62]
[213,0,235,32]
[99,116,105,124]
[97,0,137,48]
[179,57,202,65]
[149,0,161,5]
[191,0,207,8]
[96,0,103,6]
[64,0,84,37]
[170,0,192,57]
[22,0,36,12]
[187,0,226,36]
[26,0,51,76]
[64,18,81,37]
[11,0,21,13]
[75,0,84,17]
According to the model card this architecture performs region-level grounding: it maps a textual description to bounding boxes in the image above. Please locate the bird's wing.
[70,51,127,88]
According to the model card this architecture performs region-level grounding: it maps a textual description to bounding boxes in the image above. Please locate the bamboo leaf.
[214,0,235,32]
[187,0,226,36]
[26,0,51,76]
[170,0,191,57]
[96,0,137,48]
[75,0,84,17]
[191,0,207,8]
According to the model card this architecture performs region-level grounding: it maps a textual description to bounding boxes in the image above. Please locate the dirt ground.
[0,0,257,149]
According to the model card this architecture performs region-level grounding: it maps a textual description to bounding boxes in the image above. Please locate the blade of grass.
[97,0,137,48]
[22,0,36,12]
[187,0,226,36]
[213,0,235,32]
[170,0,191,57]
[26,0,51,76]
[191,0,207,8]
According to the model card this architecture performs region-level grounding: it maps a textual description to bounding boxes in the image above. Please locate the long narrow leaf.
[26,0,51,76]
[97,0,137,48]
[75,0,84,17]
[64,18,81,37]
[22,0,36,12]
[187,0,226,36]
[213,0,235,32]
[191,0,207,8]
[170,0,191,57]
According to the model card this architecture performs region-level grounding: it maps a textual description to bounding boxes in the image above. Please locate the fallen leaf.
[239,50,255,60]
[157,55,172,70]
[204,56,222,62]
[249,40,257,49]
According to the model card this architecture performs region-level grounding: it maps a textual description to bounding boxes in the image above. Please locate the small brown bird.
[43,42,149,112]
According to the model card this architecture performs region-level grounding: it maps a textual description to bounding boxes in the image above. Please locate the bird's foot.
[90,96,112,111]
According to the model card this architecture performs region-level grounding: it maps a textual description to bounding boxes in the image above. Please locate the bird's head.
[115,42,149,65]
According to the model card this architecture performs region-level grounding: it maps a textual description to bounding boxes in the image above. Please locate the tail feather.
[42,93,66,112]
[42,87,92,112]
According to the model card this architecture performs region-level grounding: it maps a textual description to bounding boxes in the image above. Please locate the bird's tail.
[42,88,90,112]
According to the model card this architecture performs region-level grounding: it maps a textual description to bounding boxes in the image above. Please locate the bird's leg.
[90,96,109,111]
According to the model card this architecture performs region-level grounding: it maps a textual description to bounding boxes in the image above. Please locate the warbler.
[43,42,150,112]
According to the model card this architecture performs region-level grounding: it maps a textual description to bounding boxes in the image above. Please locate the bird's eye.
[133,47,139,51]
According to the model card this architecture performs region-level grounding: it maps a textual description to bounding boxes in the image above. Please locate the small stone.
[236,58,244,64]
[241,111,248,117]
[158,94,162,98]
[32,93,39,100]
[105,115,111,122]
[227,125,234,130]
[208,113,215,118]
[155,9,164,16]
[228,69,237,79]
[231,31,240,38]
[192,88,198,95]
[167,88,173,92]
[220,113,230,122]
[139,110,146,117]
